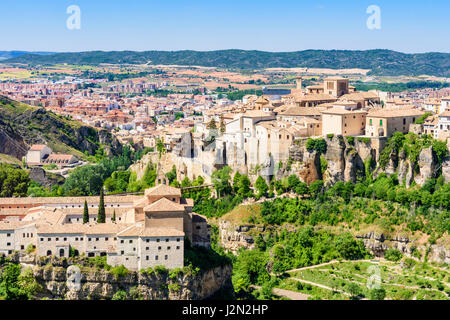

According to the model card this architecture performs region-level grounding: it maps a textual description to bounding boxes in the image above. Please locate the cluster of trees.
[353,81,450,93]
[232,226,370,296]
[258,173,449,236]
[62,146,151,196]
[0,164,30,197]
[0,262,41,300]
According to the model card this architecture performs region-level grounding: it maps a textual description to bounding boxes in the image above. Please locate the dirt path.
[251,285,310,300]
[286,259,376,274]
[290,278,351,297]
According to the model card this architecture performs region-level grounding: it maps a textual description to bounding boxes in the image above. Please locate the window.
[167,246,171,250]
[165,255,168,260]
[120,240,124,244]
[7,233,11,237]
[105,237,109,241]
[88,238,91,242]
[165,239,169,242]
[121,251,124,255]
[64,238,67,241]
[146,256,149,261]
[176,238,180,242]
[146,247,149,251]
[48,238,51,241]
[157,239,160,242]
[40,238,44,242]
[155,255,159,260]
[7,243,11,246]
[146,239,150,243]
[158,246,161,250]
[176,246,180,250]
[129,240,133,244]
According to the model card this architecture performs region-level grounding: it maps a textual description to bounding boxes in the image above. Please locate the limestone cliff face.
[356,231,449,264]
[218,220,260,254]
[414,146,438,186]
[29,262,233,300]
[287,145,321,184]
[28,167,65,189]
[323,136,346,185]
[443,157,450,183]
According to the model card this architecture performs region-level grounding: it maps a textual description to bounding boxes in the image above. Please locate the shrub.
[110,265,129,278]
[154,265,169,275]
[369,288,386,300]
[385,248,403,262]
[112,290,127,300]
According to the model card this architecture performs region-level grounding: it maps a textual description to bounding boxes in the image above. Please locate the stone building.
[365,108,424,138]
[0,184,211,271]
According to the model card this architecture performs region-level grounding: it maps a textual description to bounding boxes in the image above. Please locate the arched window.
[47,250,52,256]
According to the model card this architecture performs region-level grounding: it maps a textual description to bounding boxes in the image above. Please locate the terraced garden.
[277,259,449,300]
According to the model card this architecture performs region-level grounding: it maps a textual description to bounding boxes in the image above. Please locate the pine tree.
[219,115,225,134]
[83,200,89,224]
[207,118,217,130]
[97,189,106,223]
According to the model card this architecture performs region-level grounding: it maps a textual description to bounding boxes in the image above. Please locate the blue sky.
[0,0,449,53]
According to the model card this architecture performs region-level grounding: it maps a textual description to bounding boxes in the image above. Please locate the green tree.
[348,283,362,299]
[97,189,106,223]
[255,176,268,199]
[83,200,89,224]
[211,166,232,197]
[0,163,30,197]
[207,118,217,130]
[369,288,386,300]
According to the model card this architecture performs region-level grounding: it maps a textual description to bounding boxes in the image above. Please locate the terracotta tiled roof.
[144,184,181,197]
[367,108,424,118]
[144,197,186,212]
[29,144,48,151]
[280,106,326,116]
[117,226,184,237]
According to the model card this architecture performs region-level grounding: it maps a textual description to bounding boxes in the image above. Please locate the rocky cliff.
[356,231,449,264]
[14,255,233,300]
[289,135,450,186]
[0,96,122,160]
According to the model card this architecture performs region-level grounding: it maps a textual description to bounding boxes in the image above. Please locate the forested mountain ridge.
[4,49,450,77]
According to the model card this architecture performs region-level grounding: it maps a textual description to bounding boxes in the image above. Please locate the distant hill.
[3,49,450,77]
[0,51,54,61]
[0,96,122,161]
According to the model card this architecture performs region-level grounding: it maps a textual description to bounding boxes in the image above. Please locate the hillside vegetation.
[0,96,122,160]
[5,49,450,77]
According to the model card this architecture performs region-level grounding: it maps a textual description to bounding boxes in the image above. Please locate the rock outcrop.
[29,167,65,188]
[24,258,233,300]
[219,220,259,254]
[356,231,449,264]
[414,146,438,185]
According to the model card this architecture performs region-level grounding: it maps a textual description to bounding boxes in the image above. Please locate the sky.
[0,0,449,53]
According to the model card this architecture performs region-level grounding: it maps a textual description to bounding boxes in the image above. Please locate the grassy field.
[280,259,449,300]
